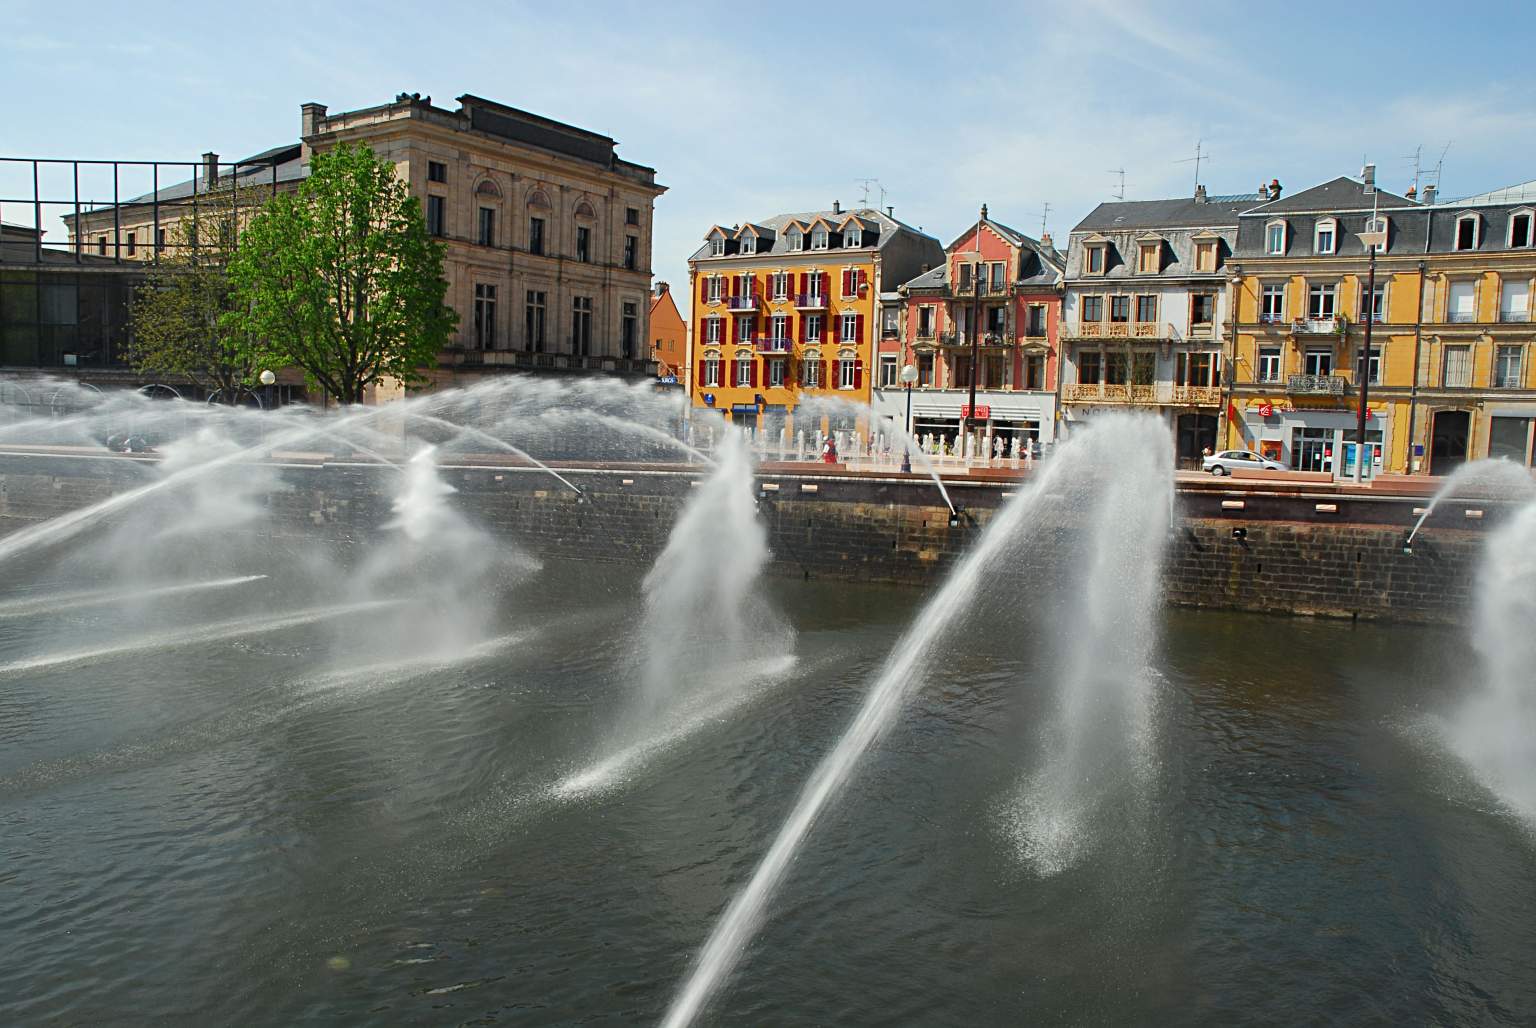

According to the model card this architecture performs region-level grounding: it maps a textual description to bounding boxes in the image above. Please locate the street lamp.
[900,362,918,472]
[258,369,276,411]
[1354,222,1386,483]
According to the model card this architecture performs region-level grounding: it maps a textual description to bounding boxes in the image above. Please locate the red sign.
[1257,402,1275,417]
[960,404,991,419]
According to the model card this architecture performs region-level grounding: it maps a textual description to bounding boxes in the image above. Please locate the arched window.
[527,188,551,209]
[474,178,502,199]
[574,199,596,219]
[1455,212,1480,251]
[1314,218,1337,255]
[1265,219,1288,255]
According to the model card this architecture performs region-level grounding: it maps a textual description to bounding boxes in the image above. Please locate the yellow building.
[686,205,942,429]
[1227,170,1536,476]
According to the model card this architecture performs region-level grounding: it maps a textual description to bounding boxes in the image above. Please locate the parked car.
[1203,449,1286,476]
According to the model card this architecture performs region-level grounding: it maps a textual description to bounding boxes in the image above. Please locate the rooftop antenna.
[855,177,886,210]
[1403,144,1423,192]
[1038,201,1052,239]
[1431,141,1451,191]
[1174,140,1210,192]
[1107,168,1126,200]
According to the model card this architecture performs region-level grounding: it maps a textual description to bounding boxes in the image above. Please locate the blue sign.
[658,375,678,385]
[703,393,715,406]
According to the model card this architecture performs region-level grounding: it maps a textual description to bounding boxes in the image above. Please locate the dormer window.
[710,237,725,256]
[1456,213,1480,251]
[1194,239,1218,272]
[740,235,756,255]
[1084,242,1107,275]
[1509,210,1533,248]
[811,228,829,250]
[1136,240,1160,274]
[1362,215,1390,252]
[1314,218,1337,255]
[1266,220,1287,255]
[787,227,803,251]
[844,226,862,247]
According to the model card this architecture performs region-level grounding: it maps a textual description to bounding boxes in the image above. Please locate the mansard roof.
[1073,193,1262,232]
[1248,176,1416,215]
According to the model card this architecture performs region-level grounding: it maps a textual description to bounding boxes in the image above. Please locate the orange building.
[686,204,942,427]
[648,282,687,385]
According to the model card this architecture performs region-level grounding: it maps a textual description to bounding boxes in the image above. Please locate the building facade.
[686,205,942,430]
[648,281,686,386]
[1061,186,1258,465]
[882,206,1064,451]
[59,92,665,391]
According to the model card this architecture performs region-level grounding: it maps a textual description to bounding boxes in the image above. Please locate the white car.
[1203,449,1286,476]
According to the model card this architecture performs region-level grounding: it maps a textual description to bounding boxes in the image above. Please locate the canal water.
[2,560,1534,1025]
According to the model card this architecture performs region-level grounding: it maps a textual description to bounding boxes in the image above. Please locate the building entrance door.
[1176,413,1217,468]
[1430,410,1471,475]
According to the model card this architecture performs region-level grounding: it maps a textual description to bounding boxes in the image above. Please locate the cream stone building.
[65,92,665,390]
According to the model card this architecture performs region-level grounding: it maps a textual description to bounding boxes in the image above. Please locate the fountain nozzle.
[1231,526,1247,541]
[1401,531,1414,556]
[948,507,963,528]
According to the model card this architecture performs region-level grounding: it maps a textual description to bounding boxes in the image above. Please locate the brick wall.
[0,453,1505,624]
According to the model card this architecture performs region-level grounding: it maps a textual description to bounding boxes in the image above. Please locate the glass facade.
[0,269,136,369]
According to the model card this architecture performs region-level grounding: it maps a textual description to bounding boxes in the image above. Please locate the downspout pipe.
[1406,260,1427,473]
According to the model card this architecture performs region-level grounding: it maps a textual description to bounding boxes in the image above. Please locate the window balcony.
[1291,317,1339,335]
[726,295,759,310]
[1445,311,1477,323]
[794,292,827,310]
[1500,310,1530,323]
[1287,373,1347,395]
[1066,321,1176,340]
[756,337,792,353]
[1023,323,1048,339]
[1259,312,1287,324]
[1170,384,1223,406]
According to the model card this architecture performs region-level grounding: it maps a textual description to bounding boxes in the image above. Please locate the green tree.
[126,189,276,402]
[227,143,456,404]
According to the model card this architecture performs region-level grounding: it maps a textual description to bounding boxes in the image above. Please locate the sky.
[7,0,1536,313]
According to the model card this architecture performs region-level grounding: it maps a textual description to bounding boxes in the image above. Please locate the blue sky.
[6,0,1536,308]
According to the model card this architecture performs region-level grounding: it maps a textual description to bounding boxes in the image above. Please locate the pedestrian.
[821,436,838,464]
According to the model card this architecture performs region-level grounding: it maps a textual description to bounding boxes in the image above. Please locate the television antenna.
[1038,201,1052,239]
[1174,140,1211,191]
[1107,168,1126,200]
[856,177,887,211]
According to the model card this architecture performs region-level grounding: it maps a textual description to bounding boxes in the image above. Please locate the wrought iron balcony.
[726,295,759,310]
[1063,382,1221,405]
[1066,321,1176,340]
[794,292,827,310]
[1287,373,1347,395]
[1170,384,1223,405]
[756,337,792,353]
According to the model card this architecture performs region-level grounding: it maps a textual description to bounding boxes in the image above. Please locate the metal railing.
[794,292,827,309]
[1287,373,1347,395]
[1292,317,1339,334]
[1446,311,1477,323]
[726,295,759,310]
[1067,321,1175,339]
[1500,310,1530,323]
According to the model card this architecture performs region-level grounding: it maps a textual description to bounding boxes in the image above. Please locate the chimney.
[300,101,327,160]
[1269,178,1283,200]
[886,205,894,217]
[980,203,989,220]
[1040,231,1054,249]
[832,200,841,215]
[654,281,669,297]
[202,152,219,189]
[1194,184,1207,203]
[1405,184,1418,200]
[1423,183,1437,205]
[1362,162,1376,194]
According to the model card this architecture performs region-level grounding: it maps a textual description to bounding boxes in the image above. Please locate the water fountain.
[1404,458,1536,548]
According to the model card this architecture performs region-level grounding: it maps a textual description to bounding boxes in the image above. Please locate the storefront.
[1485,407,1536,466]
[1240,401,1391,480]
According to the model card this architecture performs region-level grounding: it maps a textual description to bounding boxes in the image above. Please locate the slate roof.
[899,216,1064,292]
[1248,176,1415,214]
[688,207,936,262]
[60,145,307,223]
[1073,194,1262,232]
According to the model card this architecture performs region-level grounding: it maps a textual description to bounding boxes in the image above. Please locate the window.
[811,228,828,249]
[1265,221,1286,255]
[705,317,722,344]
[767,358,786,387]
[1359,284,1385,323]
[1078,350,1102,384]
[844,226,862,247]
[986,306,1006,334]
[1510,211,1533,249]
[1364,215,1389,249]
[740,234,756,255]
[473,284,497,348]
[787,227,803,251]
[918,305,935,337]
[1136,295,1158,323]
[805,271,824,299]
[1191,293,1215,326]
[1456,214,1480,251]
[1261,284,1285,322]
[771,272,788,300]
[125,232,136,256]
[1177,351,1218,387]
[738,273,756,301]
[626,206,639,226]
[1137,242,1159,274]
[1258,347,1282,382]
[803,313,822,341]
[771,314,789,344]
[529,217,545,255]
[1448,280,1476,322]
[97,236,106,255]
[571,296,593,355]
[703,357,721,387]
[478,207,496,247]
[1314,219,1337,255]
[1361,345,1382,385]
[1307,283,1336,319]
[621,302,637,358]
[524,291,546,352]
[623,235,637,271]
[1489,416,1533,461]
[575,226,591,263]
[840,313,858,342]
[841,268,863,297]
[1495,345,1523,388]
[155,228,166,253]
[1500,279,1529,322]
[1110,295,1130,323]
[958,263,973,292]
[1023,353,1045,390]
[737,316,754,344]
[1195,240,1217,272]
[1081,295,1103,322]
[917,352,935,385]
[882,306,898,337]
[880,355,898,387]
[1025,305,1046,336]
[735,356,752,387]
[1443,344,1472,387]
[989,262,1005,291]
[709,236,725,256]
[1304,349,1332,376]
[1085,244,1106,274]
[425,196,445,237]
[427,161,447,183]
[839,357,857,389]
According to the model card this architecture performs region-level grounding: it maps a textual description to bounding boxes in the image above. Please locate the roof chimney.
[1423,183,1437,205]
[300,102,327,161]
[1194,184,1207,203]
[654,281,669,297]
[832,200,841,215]
[202,152,219,189]
[886,205,894,217]
[980,203,989,220]
[1362,163,1376,194]
[1269,178,1283,200]
[1405,184,1418,200]
[1040,231,1054,249]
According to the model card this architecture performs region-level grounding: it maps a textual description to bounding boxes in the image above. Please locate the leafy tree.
[227,143,456,404]
[126,189,276,402]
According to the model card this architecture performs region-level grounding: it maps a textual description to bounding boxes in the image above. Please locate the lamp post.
[1354,223,1385,483]
[258,369,276,411]
[900,361,918,472]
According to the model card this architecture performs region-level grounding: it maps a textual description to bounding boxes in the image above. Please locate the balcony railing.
[794,292,826,309]
[1287,373,1347,395]
[1446,311,1477,323]
[1500,310,1531,323]
[1170,385,1223,405]
[1022,323,1047,339]
[756,337,792,353]
[1068,321,1175,339]
[1063,382,1221,405]
[726,295,759,310]
[938,331,1016,347]
[1292,317,1339,334]
[1259,312,1287,324]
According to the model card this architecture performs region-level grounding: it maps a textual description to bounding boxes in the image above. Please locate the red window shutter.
[749,359,758,388]
[854,359,864,391]
[858,269,868,292]
[786,313,795,344]
[820,359,829,387]
[731,275,739,297]
[855,313,865,339]
[700,277,708,304]
[697,360,705,386]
